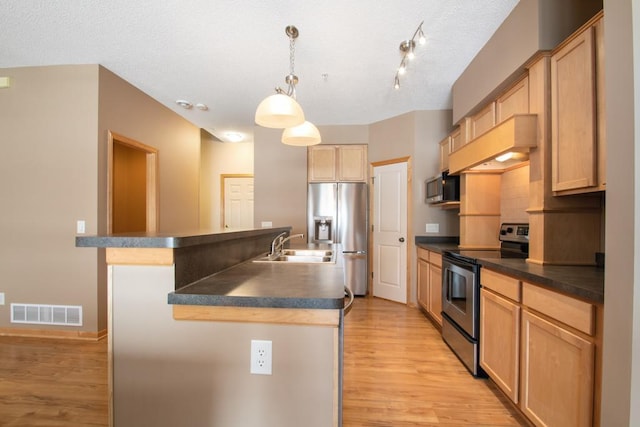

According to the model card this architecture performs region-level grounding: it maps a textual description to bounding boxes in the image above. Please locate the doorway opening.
[221,174,254,230]
[107,131,158,233]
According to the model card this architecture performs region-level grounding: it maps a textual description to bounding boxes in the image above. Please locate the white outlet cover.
[250,339,272,375]
[261,221,273,228]
[0,293,4,305]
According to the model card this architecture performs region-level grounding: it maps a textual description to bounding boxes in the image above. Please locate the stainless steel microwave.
[425,172,460,204]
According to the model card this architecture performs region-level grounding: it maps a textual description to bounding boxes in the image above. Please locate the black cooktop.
[444,246,528,264]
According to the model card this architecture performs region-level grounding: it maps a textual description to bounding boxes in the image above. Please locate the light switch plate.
[76,220,86,234]
[261,221,273,228]
[0,293,5,305]
[426,223,439,233]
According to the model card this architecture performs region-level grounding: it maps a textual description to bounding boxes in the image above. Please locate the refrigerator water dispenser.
[313,217,333,242]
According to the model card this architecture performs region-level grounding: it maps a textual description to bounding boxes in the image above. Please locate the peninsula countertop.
[168,255,346,309]
[76,228,346,310]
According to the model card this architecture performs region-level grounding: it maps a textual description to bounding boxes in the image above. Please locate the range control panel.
[499,223,529,243]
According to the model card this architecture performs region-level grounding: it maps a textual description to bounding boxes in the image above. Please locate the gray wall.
[0,65,201,333]
[601,1,640,425]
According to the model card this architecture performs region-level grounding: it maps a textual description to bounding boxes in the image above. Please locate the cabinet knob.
[399,237,405,243]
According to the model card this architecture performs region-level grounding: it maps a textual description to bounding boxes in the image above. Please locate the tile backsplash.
[501,164,530,224]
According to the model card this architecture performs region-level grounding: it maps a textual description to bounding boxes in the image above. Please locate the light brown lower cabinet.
[521,310,594,427]
[480,288,520,403]
[480,269,599,427]
[428,262,442,325]
[417,248,443,327]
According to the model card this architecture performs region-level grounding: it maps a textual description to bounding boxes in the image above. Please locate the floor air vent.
[11,304,83,326]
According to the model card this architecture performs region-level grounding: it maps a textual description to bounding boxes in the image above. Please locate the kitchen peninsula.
[77,227,346,427]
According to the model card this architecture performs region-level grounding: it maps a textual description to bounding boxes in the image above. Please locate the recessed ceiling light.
[196,103,208,111]
[176,99,193,109]
[224,132,244,143]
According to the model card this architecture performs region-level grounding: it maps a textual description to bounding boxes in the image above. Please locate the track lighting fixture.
[255,25,321,146]
[394,21,426,90]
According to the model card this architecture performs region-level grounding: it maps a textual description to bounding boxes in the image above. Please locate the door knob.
[399,237,405,242]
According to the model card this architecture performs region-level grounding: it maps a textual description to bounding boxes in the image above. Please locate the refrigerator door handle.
[342,250,366,255]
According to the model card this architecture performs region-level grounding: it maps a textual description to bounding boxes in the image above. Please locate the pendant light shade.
[255,93,305,129]
[282,121,322,146]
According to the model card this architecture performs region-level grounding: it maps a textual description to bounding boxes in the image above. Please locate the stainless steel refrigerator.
[307,182,368,295]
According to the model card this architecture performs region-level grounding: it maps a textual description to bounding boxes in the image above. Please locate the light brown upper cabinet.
[308,144,368,182]
[551,16,605,195]
[467,102,496,140]
[439,136,451,172]
[450,126,464,152]
[496,76,529,124]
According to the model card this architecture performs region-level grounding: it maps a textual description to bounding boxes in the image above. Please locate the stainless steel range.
[441,223,529,377]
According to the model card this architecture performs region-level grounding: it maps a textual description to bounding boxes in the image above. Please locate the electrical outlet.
[0,293,4,305]
[76,220,86,234]
[261,221,273,228]
[250,339,272,375]
[426,223,439,233]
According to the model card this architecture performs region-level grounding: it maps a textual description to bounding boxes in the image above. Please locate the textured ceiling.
[0,0,519,142]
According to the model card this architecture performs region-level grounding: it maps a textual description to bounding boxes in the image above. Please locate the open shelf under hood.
[448,114,537,174]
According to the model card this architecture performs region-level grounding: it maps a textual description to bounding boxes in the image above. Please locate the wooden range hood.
[448,114,538,174]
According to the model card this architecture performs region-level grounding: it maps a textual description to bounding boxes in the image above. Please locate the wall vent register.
[11,303,83,326]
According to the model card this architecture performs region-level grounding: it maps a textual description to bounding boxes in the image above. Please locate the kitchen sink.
[253,249,335,264]
[282,249,333,257]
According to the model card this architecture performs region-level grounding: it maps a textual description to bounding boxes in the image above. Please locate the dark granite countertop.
[168,255,346,309]
[415,236,460,254]
[75,227,291,249]
[416,241,460,254]
[478,258,604,304]
[413,235,603,304]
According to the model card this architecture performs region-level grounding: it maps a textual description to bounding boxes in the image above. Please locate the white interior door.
[223,176,254,230]
[372,162,408,303]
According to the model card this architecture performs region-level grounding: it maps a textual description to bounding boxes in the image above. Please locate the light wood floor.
[0,297,527,426]
[343,297,527,426]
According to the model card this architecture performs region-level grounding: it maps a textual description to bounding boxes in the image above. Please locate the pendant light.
[282,121,321,146]
[255,25,321,146]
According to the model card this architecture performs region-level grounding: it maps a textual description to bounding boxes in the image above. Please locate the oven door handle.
[444,268,452,303]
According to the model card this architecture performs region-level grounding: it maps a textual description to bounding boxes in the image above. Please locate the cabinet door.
[595,17,606,190]
[308,146,337,182]
[450,126,464,152]
[480,289,520,403]
[468,102,496,139]
[496,76,529,124]
[551,27,598,193]
[427,264,442,326]
[439,137,450,172]
[337,145,367,182]
[521,310,594,427]
[417,257,430,312]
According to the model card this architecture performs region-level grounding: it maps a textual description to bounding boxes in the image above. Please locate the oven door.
[441,256,479,339]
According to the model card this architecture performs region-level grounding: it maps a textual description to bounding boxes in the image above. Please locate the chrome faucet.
[270,233,304,257]
[270,232,287,256]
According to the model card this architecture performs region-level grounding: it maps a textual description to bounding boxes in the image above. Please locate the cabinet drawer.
[417,247,429,261]
[522,282,595,336]
[482,269,521,302]
[429,252,442,268]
